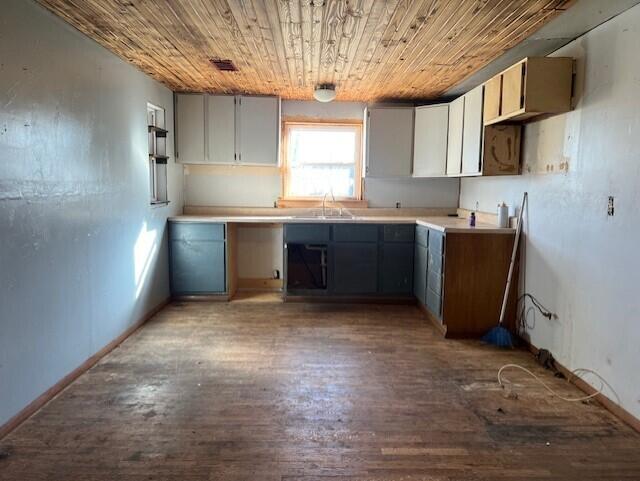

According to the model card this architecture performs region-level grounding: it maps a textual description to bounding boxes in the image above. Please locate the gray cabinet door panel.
[170,240,226,294]
[427,268,442,296]
[428,229,444,255]
[332,243,378,294]
[170,222,225,242]
[333,224,379,242]
[413,243,428,304]
[381,243,414,294]
[383,224,415,243]
[428,248,443,275]
[415,225,429,247]
[426,287,442,319]
[284,224,331,243]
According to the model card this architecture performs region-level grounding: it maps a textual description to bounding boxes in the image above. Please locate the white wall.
[459,5,640,419]
[0,0,183,426]
[184,100,460,208]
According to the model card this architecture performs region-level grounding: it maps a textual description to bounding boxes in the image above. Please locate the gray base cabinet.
[284,223,414,298]
[381,243,414,294]
[332,243,378,294]
[413,224,443,320]
[169,222,227,295]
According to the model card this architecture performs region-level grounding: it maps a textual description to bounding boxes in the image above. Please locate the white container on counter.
[497,202,509,228]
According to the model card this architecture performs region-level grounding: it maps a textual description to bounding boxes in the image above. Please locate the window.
[147,103,169,205]
[282,121,362,200]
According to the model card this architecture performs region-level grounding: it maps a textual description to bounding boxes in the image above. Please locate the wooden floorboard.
[1,301,639,480]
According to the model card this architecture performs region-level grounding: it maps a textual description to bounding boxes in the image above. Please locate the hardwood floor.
[1,301,639,480]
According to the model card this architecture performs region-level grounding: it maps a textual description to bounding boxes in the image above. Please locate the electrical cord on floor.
[498,363,605,402]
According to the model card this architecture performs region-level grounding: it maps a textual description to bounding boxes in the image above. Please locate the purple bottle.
[469,212,476,227]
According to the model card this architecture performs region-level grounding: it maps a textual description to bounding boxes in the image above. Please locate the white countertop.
[168,215,514,234]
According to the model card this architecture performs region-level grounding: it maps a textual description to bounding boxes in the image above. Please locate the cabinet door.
[176,94,205,164]
[446,96,464,176]
[170,240,226,294]
[366,107,414,177]
[461,85,483,175]
[413,243,428,304]
[413,104,449,177]
[332,243,378,294]
[207,95,236,164]
[483,75,502,123]
[502,62,525,116]
[237,96,279,165]
[381,243,414,295]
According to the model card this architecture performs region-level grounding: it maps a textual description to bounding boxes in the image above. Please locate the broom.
[482,192,528,348]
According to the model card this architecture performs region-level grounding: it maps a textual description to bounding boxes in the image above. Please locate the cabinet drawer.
[415,225,429,247]
[284,224,330,243]
[428,229,444,255]
[383,224,415,243]
[427,268,442,296]
[333,224,379,242]
[169,222,225,241]
[426,287,442,319]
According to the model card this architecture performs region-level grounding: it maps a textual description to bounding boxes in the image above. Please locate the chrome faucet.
[322,191,336,217]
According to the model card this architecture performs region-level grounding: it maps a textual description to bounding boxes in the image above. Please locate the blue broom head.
[482,325,514,348]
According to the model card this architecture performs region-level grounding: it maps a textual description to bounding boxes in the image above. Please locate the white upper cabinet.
[237,96,279,165]
[207,95,236,164]
[446,96,464,176]
[365,106,414,178]
[176,93,279,166]
[461,85,484,175]
[176,93,205,164]
[412,104,449,177]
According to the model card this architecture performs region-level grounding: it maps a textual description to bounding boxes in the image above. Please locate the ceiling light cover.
[313,84,336,103]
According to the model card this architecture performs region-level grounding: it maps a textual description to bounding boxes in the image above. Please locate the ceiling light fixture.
[313,84,336,103]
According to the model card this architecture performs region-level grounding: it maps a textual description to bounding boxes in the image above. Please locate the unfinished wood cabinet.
[484,57,573,125]
[483,75,502,123]
[481,124,522,175]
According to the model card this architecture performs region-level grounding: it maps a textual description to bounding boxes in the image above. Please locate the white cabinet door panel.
[446,96,464,176]
[207,95,236,164]
[366,107,414,177]
[238,96,279,165]
[412,104,449,177]
[461,85,484,175]
[176,94,205,164]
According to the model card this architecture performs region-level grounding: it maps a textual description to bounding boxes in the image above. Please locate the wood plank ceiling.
[37,0,575,101]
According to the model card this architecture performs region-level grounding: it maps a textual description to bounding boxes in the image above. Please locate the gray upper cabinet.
[365,106,414,178]
[461,85,484,175]
[412,104,449,177]
[207,95,236,164]
[175,93,205,164]
[237,96,279,165]
[176,93,279,166]
[446,96,464,176]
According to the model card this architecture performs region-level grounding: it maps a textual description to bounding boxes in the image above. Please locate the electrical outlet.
[607,196,615,216]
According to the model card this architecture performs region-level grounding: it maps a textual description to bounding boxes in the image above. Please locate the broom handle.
[498,192,527,326]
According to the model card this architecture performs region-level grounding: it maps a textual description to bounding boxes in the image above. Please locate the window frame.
[281,119,363,201]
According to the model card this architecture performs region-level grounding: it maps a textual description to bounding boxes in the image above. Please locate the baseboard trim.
[0,297,170,441]
[237,278,283,291]
[523,340,640,433]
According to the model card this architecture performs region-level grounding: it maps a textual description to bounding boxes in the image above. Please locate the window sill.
[277,198,368,208]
